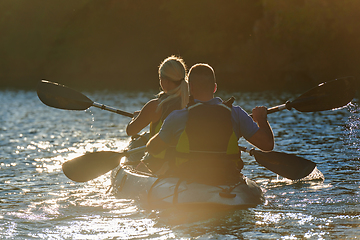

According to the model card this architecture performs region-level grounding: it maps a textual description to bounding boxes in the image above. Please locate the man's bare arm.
[146,133,168,155]
[247,106,274,152]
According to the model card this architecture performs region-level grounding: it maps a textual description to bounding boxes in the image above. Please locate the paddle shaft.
[249,103,287,117]
[92,102,134,117]
[266,103,288,114]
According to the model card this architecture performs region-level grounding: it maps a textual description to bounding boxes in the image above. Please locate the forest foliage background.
[1,0,359,92]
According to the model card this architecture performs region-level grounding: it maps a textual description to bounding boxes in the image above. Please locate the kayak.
[110,134,264,209]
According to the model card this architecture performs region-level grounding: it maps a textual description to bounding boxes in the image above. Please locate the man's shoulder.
[205,97,223,105]
[170,107,188,115]
[160,108,188,136]
[231,104,250,117]
[165,108,188,122]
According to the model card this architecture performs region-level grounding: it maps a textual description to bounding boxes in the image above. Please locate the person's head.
[157,56,189,110]
[187,63,217,101]
[158,55,186,86]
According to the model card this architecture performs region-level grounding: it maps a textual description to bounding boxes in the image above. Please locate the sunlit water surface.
[1,89,359,239]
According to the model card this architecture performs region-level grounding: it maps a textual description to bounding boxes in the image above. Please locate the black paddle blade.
[252,150,316,180]
[37,80,93,110]
[62,151,122,182]
[289,76,357,112]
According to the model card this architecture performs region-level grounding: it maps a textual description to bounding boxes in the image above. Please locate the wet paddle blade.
[62,146,146,182]
[62,151,122,182]
[289,76,357,112]
[37,80,93,110]
[252,150,316,180]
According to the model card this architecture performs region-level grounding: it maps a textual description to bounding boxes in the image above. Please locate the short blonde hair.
[157,56,189,111]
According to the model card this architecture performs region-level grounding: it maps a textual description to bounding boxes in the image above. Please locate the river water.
[1,89,359,239]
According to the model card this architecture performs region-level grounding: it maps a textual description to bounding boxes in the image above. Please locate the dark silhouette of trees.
[0,0,359,91]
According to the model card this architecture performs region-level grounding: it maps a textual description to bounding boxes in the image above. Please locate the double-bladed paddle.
[62,146,146,182]
[37,76,357,118]
[63,145,315,182]
[37,80,134,117]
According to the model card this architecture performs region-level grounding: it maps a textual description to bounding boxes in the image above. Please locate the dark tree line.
[1,0,359,92]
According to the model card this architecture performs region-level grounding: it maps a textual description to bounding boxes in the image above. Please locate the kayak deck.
[110,133,264,208]
[110,157,264,209]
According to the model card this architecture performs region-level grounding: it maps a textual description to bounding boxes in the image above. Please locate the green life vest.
[173,101,243,185]
[149,94,182,159]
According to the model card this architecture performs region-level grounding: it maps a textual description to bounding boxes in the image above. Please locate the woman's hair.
[157,55,189,111]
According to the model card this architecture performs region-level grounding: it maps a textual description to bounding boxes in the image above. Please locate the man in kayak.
[146,63,274,185]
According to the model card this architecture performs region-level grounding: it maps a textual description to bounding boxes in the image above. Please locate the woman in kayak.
[126,55,189,136]
[126,55,189,172]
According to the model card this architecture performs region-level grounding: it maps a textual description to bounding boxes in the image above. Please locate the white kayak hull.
[110,158,264,209]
